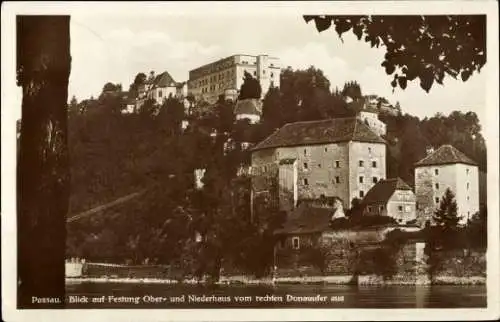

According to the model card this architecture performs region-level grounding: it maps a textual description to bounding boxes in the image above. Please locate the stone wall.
[414,167,435,226]
[276,227,427,283]
[432,249,486,278]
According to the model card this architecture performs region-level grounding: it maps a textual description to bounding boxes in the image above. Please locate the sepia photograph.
[1,1,499,321]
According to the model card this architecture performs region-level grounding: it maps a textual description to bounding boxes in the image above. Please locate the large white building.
[250,117,387,212]
[188,54,281,104]
[414,145,479,226]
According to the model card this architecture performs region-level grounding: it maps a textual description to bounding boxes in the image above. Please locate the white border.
[2,1,499,321]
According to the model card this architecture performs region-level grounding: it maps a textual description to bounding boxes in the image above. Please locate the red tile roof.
[234,99,261,116]
[152,71,176,88]
[362,178,412,205]
[414,144,477,167]
[252,117,385,151]
[274,203,334,235]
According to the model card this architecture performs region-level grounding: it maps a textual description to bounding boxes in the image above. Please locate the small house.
[362,177,416,225]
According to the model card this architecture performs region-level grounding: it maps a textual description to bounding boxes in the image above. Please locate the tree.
[261,86,283,130]
[102,82,121,93]
[342,80,362,100]
[69,95,79,115]
[158,96,186,136]
[128,72,147,99]
[346,198,363,218]
[17,15,71,308]
[466,206,487,249]
[433,188,461,230]
[238,71,262,100]
[303,15,486,92]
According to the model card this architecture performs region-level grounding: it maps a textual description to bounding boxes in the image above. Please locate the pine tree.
[433,188,461,230]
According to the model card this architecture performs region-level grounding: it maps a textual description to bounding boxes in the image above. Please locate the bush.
[330,215,397,230]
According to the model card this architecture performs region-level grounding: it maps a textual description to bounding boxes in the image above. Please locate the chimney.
[426,146,435,155]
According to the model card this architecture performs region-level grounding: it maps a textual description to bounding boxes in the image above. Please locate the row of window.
[302,176,379,186]
[302,160,378,169]
[367,205,385,212]
[434,168,472,176]
[196,70,235,88]
[434,182,470,190]
[434,195,471,204]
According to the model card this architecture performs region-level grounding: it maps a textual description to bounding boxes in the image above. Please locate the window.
[467,182,470,189]
[304,149,307,155]
[379,205,385,211]
[303,162,308,169]
[318,163,321,168]
[292,237,300,249]
[466,168,470,175]
[435,169,439,175]
[435,197,440,204]
[270,81,274,87]
[324,147,328,152]
[263,70,266,74]
[373,177,378,183]
[335,176,340,184]
[335,161,340,168]
[368,147,372,153]
[435,183,440,190]
[271,72,274,78]
[359,191,365,198]
[359,160,364,167]
[367,206,372,212]
[158,90,162,98]
[303,178,309,186]
[372,161,377,168]
[467,196,470,201]
[359,176,364,183]
[398,205,403,212]
[253,71,257,76]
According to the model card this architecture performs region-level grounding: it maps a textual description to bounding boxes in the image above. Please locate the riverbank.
[66,274,486,286]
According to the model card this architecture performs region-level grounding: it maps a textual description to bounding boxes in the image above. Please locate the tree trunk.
[17,16,71,308]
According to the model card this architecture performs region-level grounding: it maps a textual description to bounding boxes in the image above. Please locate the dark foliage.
[304,15,486,92]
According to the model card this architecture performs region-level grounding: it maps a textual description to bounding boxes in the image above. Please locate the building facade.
[250,118,386,211]
[414,145,479,226]
[188,54,281,104]
[362,178,417,224]
[136,71,188,110]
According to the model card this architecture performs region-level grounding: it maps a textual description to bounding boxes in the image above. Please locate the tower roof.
[363,178,413,205]
[152,71,176,88]
[234,99,261,116]
[414,144,478,167]
[252,117,385,151]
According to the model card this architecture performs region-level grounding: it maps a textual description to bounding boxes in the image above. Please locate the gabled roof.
[234,99,261,116]
[152,71,176,88]
[252,117,385,151]
[363,178,413,205]
[274,203,333,235]
[414,144,477,167]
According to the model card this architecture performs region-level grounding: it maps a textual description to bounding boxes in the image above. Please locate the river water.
[65,282,486,308]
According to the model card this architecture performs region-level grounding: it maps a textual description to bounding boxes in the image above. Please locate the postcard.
[2,1,499,321]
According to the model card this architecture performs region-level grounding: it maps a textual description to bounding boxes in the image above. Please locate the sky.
[10,11,488,125]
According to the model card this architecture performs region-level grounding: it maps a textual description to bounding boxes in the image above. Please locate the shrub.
[329,215,397,230]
